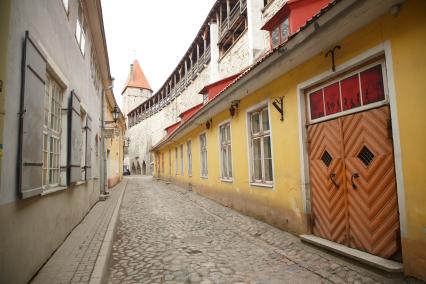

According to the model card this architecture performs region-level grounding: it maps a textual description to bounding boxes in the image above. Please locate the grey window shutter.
[67,91,82,184]
[18,31,47,199]
[85,115,92,180]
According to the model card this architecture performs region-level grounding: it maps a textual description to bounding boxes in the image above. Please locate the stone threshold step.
[300,234,403,273]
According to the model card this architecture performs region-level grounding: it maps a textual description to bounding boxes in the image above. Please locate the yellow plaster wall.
[105,101,124,187]
[155,0,426,279]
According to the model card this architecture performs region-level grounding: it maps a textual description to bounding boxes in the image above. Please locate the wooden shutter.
[67,91,82,184]
[18,31,47,199]
[85,115,92,180]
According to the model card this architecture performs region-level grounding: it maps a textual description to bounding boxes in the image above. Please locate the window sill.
[220,178,233,183]
[200,175,208,179]
[250,182,274,189]
[41,186,67,196]
[74,180,87,186]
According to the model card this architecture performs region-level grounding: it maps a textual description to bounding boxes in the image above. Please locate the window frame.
[247,102,274,188]
[199,132,208,178]
[306,60,389,124]
[75,2,86,56]
[269,17,289,49]
[175,147,178,176]
[42,74,64,189]
[187,140,192,177]
[218,120,233,182]
[180,144,184,176]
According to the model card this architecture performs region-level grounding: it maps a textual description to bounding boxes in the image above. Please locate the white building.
[0,0,113,283]
[124,0,287,176]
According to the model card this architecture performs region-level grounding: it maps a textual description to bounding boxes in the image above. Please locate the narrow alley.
[107,177,406,284]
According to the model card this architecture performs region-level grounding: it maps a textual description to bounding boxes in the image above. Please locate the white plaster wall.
[218,32,250,79]
[126,66,210,174]
[0,0,104,283]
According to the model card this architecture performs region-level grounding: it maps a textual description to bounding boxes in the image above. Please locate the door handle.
[351,173,360,189]
[329,173,340,189]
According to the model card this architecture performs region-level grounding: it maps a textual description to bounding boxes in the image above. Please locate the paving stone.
[106,177,413,284]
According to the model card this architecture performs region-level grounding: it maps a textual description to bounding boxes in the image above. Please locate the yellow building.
[104,91,126,188]
[152,0,426,280]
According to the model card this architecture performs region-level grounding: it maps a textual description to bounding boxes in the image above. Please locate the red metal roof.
[165,121,181,136]
[179,103,204,123]
[121,59,152,94]
[199,72,242,102]
[262,0,332,32]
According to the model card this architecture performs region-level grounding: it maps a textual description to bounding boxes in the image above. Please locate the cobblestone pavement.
[31,181,125,284]
[107,177,420,284]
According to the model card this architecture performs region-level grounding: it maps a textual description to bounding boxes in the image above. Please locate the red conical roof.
[121,59,152,94]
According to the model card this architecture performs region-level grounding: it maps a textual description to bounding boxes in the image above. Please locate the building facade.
[0,0,115,283]
[152,0,426,281]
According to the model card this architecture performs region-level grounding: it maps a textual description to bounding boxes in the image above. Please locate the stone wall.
[219,32,249,79]
[126,66,210,175]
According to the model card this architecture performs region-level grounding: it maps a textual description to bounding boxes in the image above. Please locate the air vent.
[358,146,374,167]
[321,150,333,167]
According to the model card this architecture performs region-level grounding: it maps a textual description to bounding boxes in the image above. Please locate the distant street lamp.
[105,105,120,124]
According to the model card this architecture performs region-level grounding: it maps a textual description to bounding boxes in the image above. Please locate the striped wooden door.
[342,106,399,258]
[307,119,347,244]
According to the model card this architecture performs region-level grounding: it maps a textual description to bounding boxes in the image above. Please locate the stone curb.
[89,179,128,284]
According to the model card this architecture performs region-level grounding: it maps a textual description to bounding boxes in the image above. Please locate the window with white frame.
[169,149,172,176]
[200,133,208,177]
[175,147,178,175]
[180,144,184,176]
[219,122,232,180]
[187,140,192,176]
[75,2,86,55]
[42,74,63,188]
[249,106,273,184]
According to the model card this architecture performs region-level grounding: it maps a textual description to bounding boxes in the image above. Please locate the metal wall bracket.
[325,45,341,72]
[272,96,284,121]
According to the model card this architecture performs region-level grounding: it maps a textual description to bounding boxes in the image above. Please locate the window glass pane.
[251,113,260,134]
[324,82,341,115]
[252,138,262,180]
[271,28,279,48]
[309,90,324,119]
[80,31,86,55]
[280,18,289,43]
[262,109,269,131]
[341,74,361,110]
[263,136,272,181]
[227,145,232,178]
[226,124,231,142]
[222,148,228,178]
[264,158,273,181]
[360,65,385,105]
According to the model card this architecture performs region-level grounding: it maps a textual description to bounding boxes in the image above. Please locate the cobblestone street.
[107,177,416,284]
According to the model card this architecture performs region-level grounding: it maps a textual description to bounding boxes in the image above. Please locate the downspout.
[101,88,107,197]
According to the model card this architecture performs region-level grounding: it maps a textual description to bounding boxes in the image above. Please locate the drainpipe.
[101,80,114,200]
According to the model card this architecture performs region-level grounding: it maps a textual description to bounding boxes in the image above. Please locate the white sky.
[101,0,217,108]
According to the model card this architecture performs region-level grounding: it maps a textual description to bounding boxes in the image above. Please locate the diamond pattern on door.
[308,120,346,245]
[307,106,400,259]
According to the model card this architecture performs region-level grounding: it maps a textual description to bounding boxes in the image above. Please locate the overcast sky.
[101,0,216,108]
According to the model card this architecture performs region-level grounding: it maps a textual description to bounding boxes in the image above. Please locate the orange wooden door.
[307,120,347,244]
[342,106,400,258]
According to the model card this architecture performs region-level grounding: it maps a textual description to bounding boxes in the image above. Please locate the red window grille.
[341,74,361,111]
[307,64,386,121]
[360,65,385,105]
[324,82,341,115]
[309,90,324,119]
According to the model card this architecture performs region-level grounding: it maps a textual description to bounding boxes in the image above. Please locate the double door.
[307,106,400,258]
